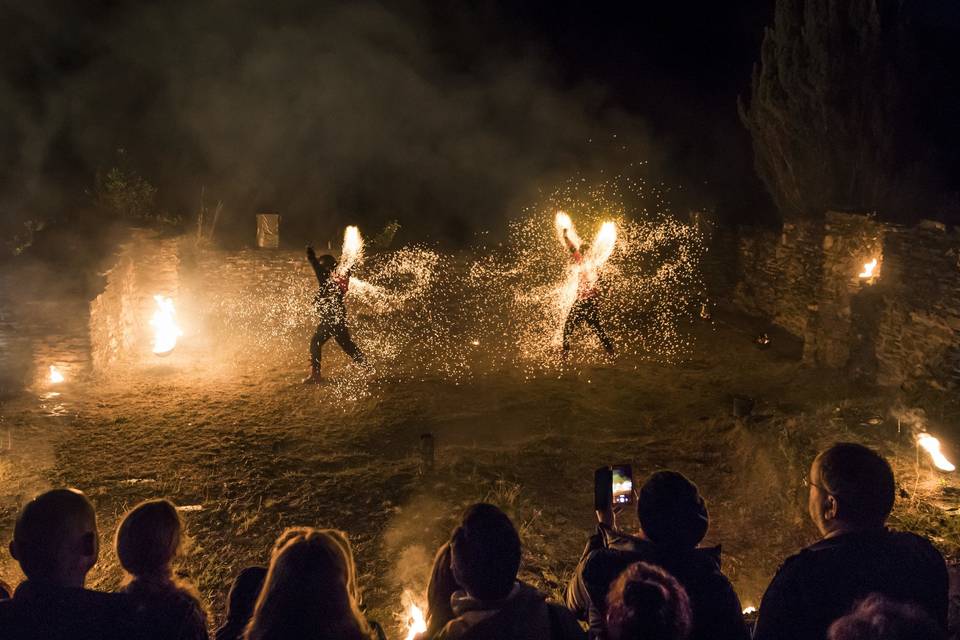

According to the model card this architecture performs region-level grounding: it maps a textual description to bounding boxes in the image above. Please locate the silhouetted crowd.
[0,442,950,639]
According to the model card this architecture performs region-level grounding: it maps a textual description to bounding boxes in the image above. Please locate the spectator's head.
[225,566,267,625]
[116,499,182,581]
[425,542,460,635]
[450,503,520,601]
[606,561,693,640]
[244,527,371,640]
[637,471,709,549]
[828,593,945,640]
[10,488,98,587]
[809,443,895,536]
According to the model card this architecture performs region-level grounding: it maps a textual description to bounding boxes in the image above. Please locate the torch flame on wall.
[402,591,427,640]
[917,433,955,472]
[338,225,364,274]
[150,295,182,356]
[859,258,878,279]
[49,365,64,384]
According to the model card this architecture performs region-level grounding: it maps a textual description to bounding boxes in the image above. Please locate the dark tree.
[739,0,935,220]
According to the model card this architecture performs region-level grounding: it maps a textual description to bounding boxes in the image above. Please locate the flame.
[49,365,64,384]
[338,225,364,274]
[587,221,617,267]
[742,606,757,615]
[150,295,183,355]
[554,211,581,248]
[403,597,427,640]
[917,433,955,472]
[859,258,878,279]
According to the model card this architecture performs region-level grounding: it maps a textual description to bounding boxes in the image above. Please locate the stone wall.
[728,212,960,389]
[89,229,181,369]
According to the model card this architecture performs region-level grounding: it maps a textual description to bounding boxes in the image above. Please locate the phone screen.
[611,465,633,505]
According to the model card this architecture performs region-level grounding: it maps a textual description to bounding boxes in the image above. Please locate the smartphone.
[611,465,634,506]
[594,467,613,511]
[595,465,634,510]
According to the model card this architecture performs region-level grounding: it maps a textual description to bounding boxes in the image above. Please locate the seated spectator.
[415,542,460,640]
[215,567,267,640]
[243,527,380,640]
[828,593,945,640]
[0,488,141,640]
[605,561,693,640]
[567,471,749,640]
[437,503,584,640]
[754,443,948,640]
[116,499,209,640]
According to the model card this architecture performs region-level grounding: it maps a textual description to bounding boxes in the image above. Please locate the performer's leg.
[585,299,615,355]
[304,324,332,383]
[563,301,585,354]
[334,324,366,364]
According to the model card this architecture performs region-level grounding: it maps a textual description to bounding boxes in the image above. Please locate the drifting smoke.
[0,0,649,244]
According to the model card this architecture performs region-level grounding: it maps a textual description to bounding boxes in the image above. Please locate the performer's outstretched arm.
[562,229,578,254]
[306,245,326,281]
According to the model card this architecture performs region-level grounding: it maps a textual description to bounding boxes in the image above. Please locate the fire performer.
[560,220,615,358]
[302,244,365,384]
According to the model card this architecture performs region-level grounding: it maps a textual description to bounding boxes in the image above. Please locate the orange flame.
[859,258,878,279]
[555,211,581,248]
[402,591,427,640]
[338,226,364,274]
[49,365,64,384]
[150,295,182,355]
[917,433,955,472]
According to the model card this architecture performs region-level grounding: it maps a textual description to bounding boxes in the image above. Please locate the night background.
[3,2,960,639]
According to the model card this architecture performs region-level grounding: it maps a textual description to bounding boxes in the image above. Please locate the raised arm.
[306,245,326,281]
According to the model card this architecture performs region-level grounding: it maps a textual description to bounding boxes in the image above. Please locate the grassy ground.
[1,306,959,638]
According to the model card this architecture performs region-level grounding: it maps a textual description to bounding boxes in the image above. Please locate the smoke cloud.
[1,0,651,245]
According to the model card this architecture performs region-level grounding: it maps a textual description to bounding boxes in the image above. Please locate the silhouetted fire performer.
[560,225,615,358]
[303,245,365,383]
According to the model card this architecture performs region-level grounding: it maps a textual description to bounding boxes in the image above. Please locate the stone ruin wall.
[88,228,181,370]
[728,212,960,389]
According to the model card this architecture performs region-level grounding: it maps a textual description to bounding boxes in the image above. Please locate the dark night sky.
[2,1,956,246]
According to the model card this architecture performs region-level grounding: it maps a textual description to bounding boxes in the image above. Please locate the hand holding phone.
[595,465,633,529]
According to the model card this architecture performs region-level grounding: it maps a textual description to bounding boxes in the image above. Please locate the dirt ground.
[3,282,959,639]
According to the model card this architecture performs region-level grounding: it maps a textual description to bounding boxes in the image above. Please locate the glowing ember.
[48,365,64,384]
[338,225,364,274]
[859,258,878,279]
[917,433,955,472]
[742,606,757,615]
[150,295,183,356]
[402,593,427,640]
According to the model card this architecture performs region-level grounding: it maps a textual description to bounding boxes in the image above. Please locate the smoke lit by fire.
[150,295,183,356]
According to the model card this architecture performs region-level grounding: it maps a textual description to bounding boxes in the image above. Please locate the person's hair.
[450,503,521,601]
[318,254,336,270]
[244,527,372,640]
[425,542,460,636]
[828,593,945,640]
[225,566,267,624]
[605,562,693,640]
[816,443,896,527]
[12,488,97,581]
[637,471,709,549]
[116,499,182,579]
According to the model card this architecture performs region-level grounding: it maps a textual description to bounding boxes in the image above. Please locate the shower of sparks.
[150,295,183,356]
[466,176,705,372]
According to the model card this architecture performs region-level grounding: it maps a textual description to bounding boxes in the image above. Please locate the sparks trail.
[466,177,705,373]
